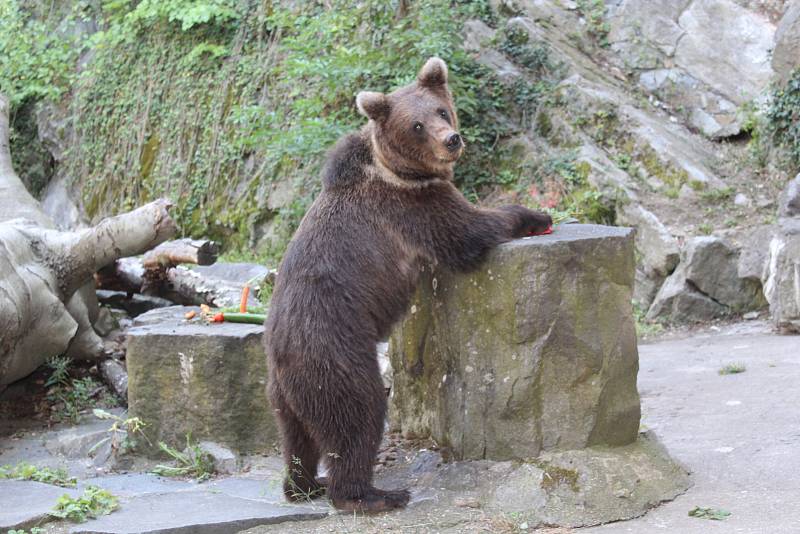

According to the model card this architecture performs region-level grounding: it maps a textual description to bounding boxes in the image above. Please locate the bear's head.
[356,57,463,182]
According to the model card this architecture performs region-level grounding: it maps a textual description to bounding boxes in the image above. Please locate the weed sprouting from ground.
[283,456,326,503]
[90,409,152,458]
[633,302,664,338]
[44,356,119,423]
[152,435,215,481]
[49,486,119,523]
[688,506,731,520]
[0,462,76,487]
[718,363,746,375]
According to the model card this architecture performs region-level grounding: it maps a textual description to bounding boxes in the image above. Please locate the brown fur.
[264,57,551,513]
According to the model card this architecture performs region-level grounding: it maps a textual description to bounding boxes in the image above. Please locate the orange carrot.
[240,285,250,313]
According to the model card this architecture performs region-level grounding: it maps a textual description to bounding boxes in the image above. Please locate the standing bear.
[264,57,552,512]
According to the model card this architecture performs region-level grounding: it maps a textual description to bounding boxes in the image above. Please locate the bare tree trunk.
[0,93,177,388]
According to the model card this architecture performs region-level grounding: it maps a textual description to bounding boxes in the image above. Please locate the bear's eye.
[413,122,424,132]
[438,109,448,120]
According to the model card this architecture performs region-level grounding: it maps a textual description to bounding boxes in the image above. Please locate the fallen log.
[0,93,177,389]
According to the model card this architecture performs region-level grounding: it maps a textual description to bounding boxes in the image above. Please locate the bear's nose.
[446,133,462,152]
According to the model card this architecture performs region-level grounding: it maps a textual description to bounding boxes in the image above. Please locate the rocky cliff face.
[468,0,799,329]
[20,0,800,329]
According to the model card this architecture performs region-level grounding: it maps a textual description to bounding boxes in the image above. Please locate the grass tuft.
[718,363,746,375]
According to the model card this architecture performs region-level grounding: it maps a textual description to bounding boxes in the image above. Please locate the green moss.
[638,145,689,190]
[765,68,800,171]
[535,461,580,492]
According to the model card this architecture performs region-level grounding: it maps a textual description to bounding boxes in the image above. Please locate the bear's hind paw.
[332,488,411,513]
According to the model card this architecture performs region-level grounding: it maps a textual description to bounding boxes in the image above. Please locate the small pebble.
[454,497,481,508]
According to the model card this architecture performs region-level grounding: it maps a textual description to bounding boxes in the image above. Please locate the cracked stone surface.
[390,224,641,460]
[5,323,797,533]
[243,321,800,533]
[69,489,327,534]
[0,480,80,530]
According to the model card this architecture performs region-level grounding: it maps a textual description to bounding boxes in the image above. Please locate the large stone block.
[763,223,800,334]
[389,224,640,461]
[126,306,278,455]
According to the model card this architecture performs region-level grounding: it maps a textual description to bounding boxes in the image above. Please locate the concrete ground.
[243,320,800,533]
[585,321,800,534]
[2,320,798,533]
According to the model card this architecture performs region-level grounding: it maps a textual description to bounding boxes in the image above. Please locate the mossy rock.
[389,224,640,461]
[126,306,278,456]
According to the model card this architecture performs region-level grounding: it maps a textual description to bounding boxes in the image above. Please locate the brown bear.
[264,57,552,513]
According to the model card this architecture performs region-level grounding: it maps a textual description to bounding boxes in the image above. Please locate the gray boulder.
[779,174,800,219]
[763,226,800,333]
[389,224,641,461]
[647,236,767,322]
[617,204,679,277]
[646,269,726,322]
[682,236,766,311]
[674,0,775,105]
[773,2,800,84]
[126,306,278,455]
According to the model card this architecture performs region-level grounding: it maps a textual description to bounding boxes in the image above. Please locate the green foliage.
[50,485,119,523]
[575,0,610,47]
[697,222,713,235]
[59,0,567,263]
[765,69,800,171]
[498,26,554,74]
[633,301,663,338]
[90,408,152,457]
[48,376,105,423]
[718,363,746,375]
[45,357,116,423]
[8,528,45,534]
[699,186,734,204]
[152,435,215,481]
[530,152,616,224]
[0,0,80,106]
[0,462,77,487]
[688,506,731,520]
[46,355,72,389]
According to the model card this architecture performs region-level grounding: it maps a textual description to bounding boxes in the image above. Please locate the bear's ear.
[356,91,390,121]
[417,57,448,87]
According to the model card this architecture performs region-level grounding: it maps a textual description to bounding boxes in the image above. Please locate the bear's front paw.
[501,206,553,238]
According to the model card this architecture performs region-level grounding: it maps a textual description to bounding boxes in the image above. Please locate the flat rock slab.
[126,306,278,455]
[76,473,198,496]
[0,479,79,530]
[70,490,328,534]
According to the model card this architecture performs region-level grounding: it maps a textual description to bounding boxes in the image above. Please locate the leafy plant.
[0,0,80,106]
[152,435,215,481]
[699,186,734,204]
[48,376,103,423]
[45,355,72,389]
[633,301,663,338]
[698,222,713,235]
[8,528,45,534]
[90,409,152,457]
[49,486,119,523]
[576,0,610,47]
[718,363,746,375]
[765,68,800,170]
[0,462,77,487]
[688,506,731,520]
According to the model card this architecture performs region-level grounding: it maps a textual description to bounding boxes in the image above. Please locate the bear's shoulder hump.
[321,132,373,190]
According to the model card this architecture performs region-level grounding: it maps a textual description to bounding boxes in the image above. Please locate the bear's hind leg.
[313,365,410,513]
[273,394,325,501]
